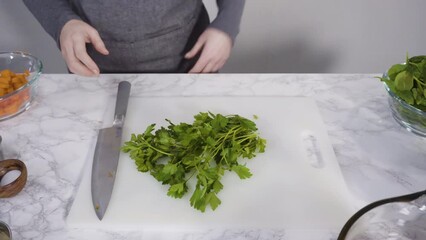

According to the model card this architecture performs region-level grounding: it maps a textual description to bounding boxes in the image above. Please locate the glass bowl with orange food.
[0,52,43,121]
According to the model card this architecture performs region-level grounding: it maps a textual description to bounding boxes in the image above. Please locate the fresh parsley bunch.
[379,55,426,111]
[121,112,266,212]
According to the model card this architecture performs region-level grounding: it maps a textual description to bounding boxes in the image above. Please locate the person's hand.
[185,28,232,73]
[60,19,109,77]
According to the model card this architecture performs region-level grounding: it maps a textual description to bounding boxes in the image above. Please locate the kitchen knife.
[91,81,131,220]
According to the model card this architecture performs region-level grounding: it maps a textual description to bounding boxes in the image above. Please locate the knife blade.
[91,81,131,220]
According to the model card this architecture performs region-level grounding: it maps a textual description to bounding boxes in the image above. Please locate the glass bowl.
[0,52,43,121]
[384,83,426,137]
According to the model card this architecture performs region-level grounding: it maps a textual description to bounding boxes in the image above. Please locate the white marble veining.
[0,74,425,240]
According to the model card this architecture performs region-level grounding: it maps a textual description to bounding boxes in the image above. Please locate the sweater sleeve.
[23,0,81,46]
[209,0,245,42]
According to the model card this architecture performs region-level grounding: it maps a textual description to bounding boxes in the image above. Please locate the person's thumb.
[88,29,109,55]
[185,37,206,59]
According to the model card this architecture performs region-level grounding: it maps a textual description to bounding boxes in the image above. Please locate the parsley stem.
[222,145,230,165]
[216,126,241,141]
[139,137,172,156]
[211,127,244,157]
[185,170,197,183]
[236,134,256,144]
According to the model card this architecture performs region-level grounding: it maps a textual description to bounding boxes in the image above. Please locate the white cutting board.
[67,97,354,231]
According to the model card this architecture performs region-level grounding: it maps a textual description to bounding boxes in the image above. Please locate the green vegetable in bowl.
[121,112,266,212]
[378,54,426,111]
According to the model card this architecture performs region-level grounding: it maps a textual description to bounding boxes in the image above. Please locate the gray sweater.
[23,0,245,44]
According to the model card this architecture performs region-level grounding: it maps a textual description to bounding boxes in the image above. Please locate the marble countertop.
[0,74,425,240]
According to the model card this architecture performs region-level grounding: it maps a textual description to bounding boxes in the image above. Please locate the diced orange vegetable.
[11,77,20,84]
[0,78,9,84]
[0,69,31,117]
[21,89,30,101]
[3,102,19,114]
[0,69,29,97]
[13,82,23,90]
[0,69,12,78]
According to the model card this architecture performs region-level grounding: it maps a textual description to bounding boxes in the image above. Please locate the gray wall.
[0,0,67,73]
[1,0,425,73]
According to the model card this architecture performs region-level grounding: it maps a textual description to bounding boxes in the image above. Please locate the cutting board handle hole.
[301,131,324,168]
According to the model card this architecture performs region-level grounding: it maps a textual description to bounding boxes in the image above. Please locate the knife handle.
[113,81,131,127]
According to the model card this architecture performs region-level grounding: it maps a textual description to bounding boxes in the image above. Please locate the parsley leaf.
[231,165,253,179]
[167,183,187,199]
